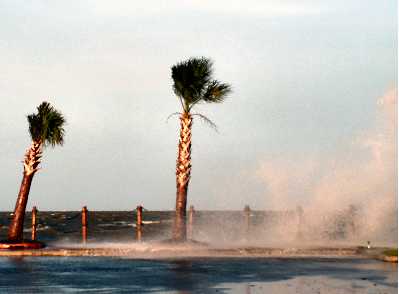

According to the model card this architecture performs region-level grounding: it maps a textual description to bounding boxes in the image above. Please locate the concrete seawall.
[0,245,369,258]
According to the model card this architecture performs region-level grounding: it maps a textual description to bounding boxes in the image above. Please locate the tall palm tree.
[171,57,231,241]
[8,102,65,242]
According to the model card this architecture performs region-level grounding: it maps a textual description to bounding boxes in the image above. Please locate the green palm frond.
[203,80,232,103]
[171,57,231,112]
[27,101,66,147]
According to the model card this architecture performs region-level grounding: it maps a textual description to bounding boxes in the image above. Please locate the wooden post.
[136,205,143,241]
[31,206,38,241]
[81,206,88,244]
[188,205,195,239]
[244,205,251,237]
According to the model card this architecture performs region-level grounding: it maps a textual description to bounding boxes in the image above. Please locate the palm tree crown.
[27,102,66,147]
[171,57,231,113]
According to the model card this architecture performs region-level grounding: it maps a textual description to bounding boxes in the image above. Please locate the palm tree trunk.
[7,173,34,241]
[173,112,192,241]
[8,141,41,242]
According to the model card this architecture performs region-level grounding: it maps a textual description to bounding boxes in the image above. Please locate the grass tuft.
[383,248,398,257]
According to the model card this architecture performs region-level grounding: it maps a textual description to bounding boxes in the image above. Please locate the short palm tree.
[7,102,65,242]
[171,57,231,241]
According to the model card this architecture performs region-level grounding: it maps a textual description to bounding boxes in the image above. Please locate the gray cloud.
[0,1,396,210]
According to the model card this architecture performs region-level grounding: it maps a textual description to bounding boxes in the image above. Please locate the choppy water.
[0,257,396,293]
[0,211,173,243]
[1,209,388,245]
[0,211,397,293]
[1,210,302,244]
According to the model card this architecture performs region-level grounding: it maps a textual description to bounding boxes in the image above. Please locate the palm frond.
[27,114,42,143]
[203,80,232,104]
[171,57,213,111]
[27,101,66,147]
[192,113,218,132]
[171,57,231,112]
[166,112,182,123]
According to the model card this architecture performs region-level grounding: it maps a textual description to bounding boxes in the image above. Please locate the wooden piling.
[136,205,143,241]
[31,206,38,241]
[244,205,251,236]
[81,206,88,244]
[188,205,195,239]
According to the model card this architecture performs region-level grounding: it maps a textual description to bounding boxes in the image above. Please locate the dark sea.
[0,209,367,243]
[0,211,397,293]
[0,210,261,243]
[0,211,176,243]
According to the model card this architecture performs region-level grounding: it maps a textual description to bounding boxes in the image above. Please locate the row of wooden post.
[31,206,91,243]
[80,205,147,243]
[29,204,251,243]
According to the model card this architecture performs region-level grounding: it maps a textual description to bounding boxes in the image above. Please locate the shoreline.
[0,244,391,260]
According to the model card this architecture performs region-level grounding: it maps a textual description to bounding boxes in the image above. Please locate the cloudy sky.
[0,1,396,211]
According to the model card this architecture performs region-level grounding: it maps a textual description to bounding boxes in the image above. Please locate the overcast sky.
[0,1,396,211]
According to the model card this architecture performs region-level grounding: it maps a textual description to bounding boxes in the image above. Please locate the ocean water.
[0,209,386,245]
[0,211,174,243]
[0,211,397,293]
[0,257,396,293]
[1,210,299,244]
